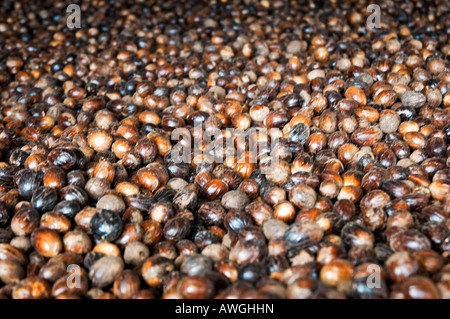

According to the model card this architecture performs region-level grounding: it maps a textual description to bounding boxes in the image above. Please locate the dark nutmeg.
[283,220,323,248]
[198,202,226,226]
[163,217,191,241]
[31,186,58,213]
[90,209,123,242]
[224,210,253,234]
[17,170,43,200]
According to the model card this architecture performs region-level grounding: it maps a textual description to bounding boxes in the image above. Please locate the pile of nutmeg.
[0,0,449,299]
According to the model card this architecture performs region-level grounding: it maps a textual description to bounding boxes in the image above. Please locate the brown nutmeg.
[351,127,383,146]
[113,270,141,299]
[200,179,229,200]
[177,276,215,299]
[88,130,113,152]
[320,258,354,286]
[273,201,296,223]
[345,86,367,106]
[136,167,160,192]
[31,228,63,258]
[289,185,317,209]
